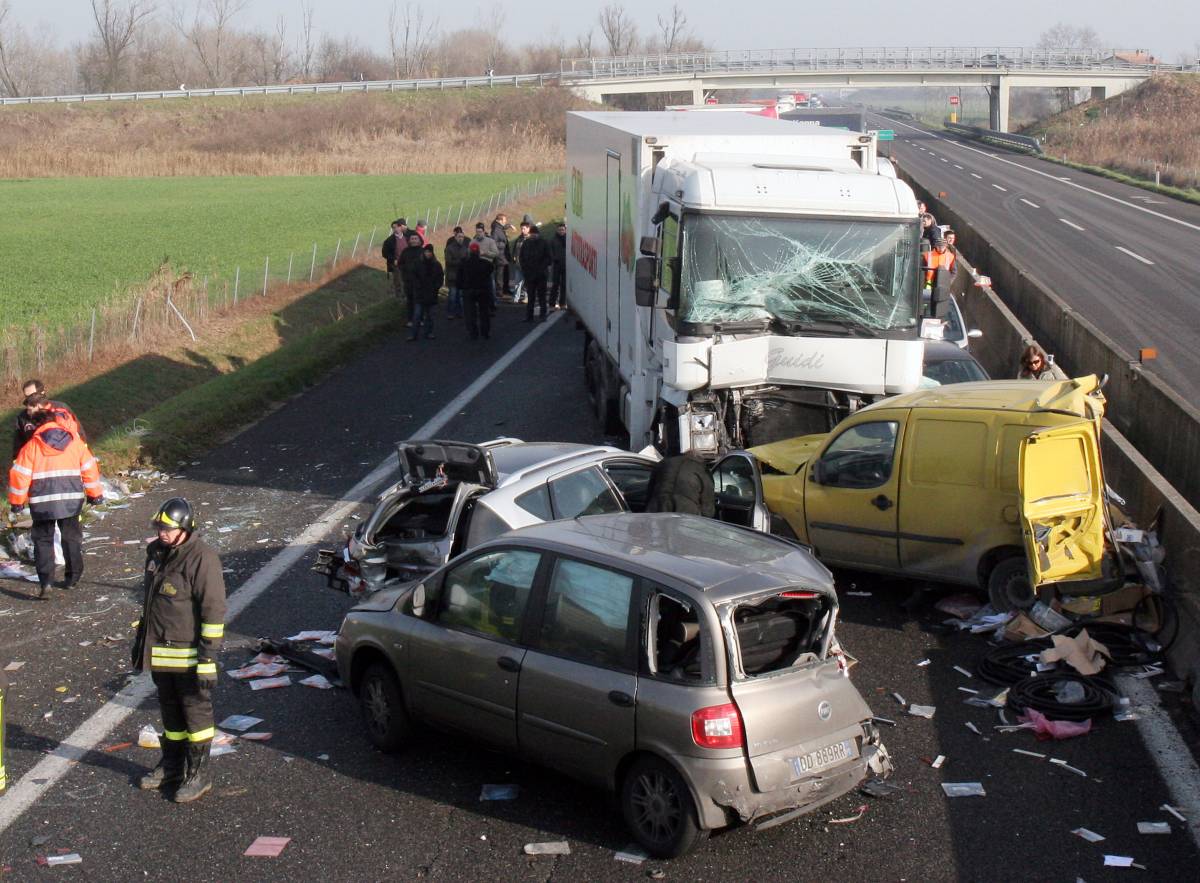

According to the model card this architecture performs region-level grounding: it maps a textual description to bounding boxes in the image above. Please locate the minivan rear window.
[727,592,832,678]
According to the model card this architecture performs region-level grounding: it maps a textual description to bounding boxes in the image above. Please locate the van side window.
[910,419,988,487]
[815,421,899,489]
[536,559,635,670]
[648,593,707,683]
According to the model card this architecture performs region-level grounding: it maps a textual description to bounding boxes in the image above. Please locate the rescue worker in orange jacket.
[132,498,226,803]
[7,408,102,597]
[923,235,957,318]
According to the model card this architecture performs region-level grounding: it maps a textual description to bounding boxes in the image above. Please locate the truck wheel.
[359,663,411,753]
[987,557,1035,612]
[621,756,708,859]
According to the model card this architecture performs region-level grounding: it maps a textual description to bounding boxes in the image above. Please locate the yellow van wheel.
[988,557,1035,612]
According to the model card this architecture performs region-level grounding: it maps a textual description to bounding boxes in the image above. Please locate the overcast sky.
[6,0,1197,61]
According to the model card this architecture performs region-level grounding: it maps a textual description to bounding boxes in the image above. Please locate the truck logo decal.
[571,231,598,279]
[768,351,827,372]
[569,167,584,218]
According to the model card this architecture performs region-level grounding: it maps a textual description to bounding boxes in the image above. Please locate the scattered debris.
[958,687,980,695]
[859,778,901,798]
[930,755,946,769]
[871,716,896,727]
[941,782,986,798]
[908,705,936,719]
[965,722,982,735]
[244,837,291,858]
[1020,709,1092,741]
[1161,805,1187,823]
[480,784,519,801]
[218,715,264,732]
[953,665,974,678]
[1072,828,1106,843]
[102,742,133,753]
[239,732,273,742]
[1048,758,1088,777]
[614,845,649,863]
[524,842,571,856]
[40,854,82,867]
[892,692,907,706]
[1103,855,1144,869]
[248,676,291,691]
[1013,749,1046,759]
[298,674,334,690]
[227,663,289,681]
[1040,630,1111,676]
[916,659,931,667]
[1136,822,1170,835]
[286,630,336,644]
[137,726,160,749]
[829,804,869,824]
[3,661,25,671]
[211,744,237,759]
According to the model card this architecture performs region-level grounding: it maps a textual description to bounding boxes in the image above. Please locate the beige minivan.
[709,376,1112,610]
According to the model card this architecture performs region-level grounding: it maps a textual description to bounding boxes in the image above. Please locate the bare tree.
[297,0,315,80]
[655,3,689,54]
[572,28,596,59]
[0,0,27,96]
[170,0,248,86]
[89,0,157,91]
[597,3,637,56]
[1037,23,1103,109]
[248,14,289,83]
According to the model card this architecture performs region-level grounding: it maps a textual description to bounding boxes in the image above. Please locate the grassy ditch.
[1035,154,1200,206]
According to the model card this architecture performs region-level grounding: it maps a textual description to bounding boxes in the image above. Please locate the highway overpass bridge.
[560,47,1175,131]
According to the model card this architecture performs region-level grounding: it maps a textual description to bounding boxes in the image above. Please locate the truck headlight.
[688,412,718,453]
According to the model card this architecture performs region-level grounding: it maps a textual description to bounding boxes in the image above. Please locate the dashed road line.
[940,158,948,163]
[954,164,964,170]
[1115,245,1155,265]
[0,312,567,835]
[1019,198,1040,209]
[970,173,983,179]
[1059,218,1086,231]
[992,184,1007,192]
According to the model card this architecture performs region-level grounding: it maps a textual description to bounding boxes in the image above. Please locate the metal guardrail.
[944,121,1043,154]
[0,72,558,107]
[560,46,1196,79]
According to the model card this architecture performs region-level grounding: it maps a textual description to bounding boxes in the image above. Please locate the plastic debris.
[1103,856,1143,869]
[248,676,291,691]
[859,778,901,798]
[524,842,571,856]
[908,705,936,719]
[1013,749,1046,759]
[930,755,946,769]
[958,687,980,695]
[250,653,285,665]
[103,742,133,753]
[1161,805,1187,823]
[227,663,289,680]
[240,732,273,742]
[1049,758,1088,777]
[3,661,25,671]
[941,782,986,797]
[42,854,83,866]
[298,674,334,690]
[953,665,974,678]
[138,725,161,749]
[211,744,237,758]
[614,846,649,863]
[1137,822,1170,835]
[480,784,519,801]
[287,630,336,644]
[218,715,264,732]
[916,659,931,667]
[1020,709,1092,741]
[830,804,870,824]
[1072,828,1105,843]
[244,837,291,858]
[316,753,330,761]
[1040,630,1111,677]
[892,692,907,706]
[965,722,982,735]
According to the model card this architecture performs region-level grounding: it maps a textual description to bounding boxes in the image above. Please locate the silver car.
[335,513,892,858]
[315,439,657,597]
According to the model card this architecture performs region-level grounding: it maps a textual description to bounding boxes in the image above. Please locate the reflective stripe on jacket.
[132,534,227,675]
[7,420,101,521]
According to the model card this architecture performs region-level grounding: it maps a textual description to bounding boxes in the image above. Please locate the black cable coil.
[975,638,1053,686]
[1006,671,1114,722]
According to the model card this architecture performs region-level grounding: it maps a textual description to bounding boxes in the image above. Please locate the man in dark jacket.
[645,453,716,517]
[382,219,410,307]
[443,227,470,319]
[133,498,226,803]
[549,222,567,310]
[12,379,85,460]
[396,232,425,327]
[490,214,513,297]
[409,244,444,341]
[518,224,553,322]
[457,241,493,341]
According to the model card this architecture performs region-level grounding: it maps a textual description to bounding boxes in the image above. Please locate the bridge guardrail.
[944,121,1043,154]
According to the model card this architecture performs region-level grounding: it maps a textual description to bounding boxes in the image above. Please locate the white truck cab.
[566,111,925,455]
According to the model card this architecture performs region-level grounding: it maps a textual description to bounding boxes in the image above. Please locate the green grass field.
[0,171,550,332]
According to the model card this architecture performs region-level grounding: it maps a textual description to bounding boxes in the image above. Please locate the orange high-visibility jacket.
[923,248,956,286]
[8,420,101,521]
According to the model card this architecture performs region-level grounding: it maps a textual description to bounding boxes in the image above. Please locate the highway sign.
[949,95,960,105]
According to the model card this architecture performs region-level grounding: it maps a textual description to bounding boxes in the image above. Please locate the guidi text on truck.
[565,111,926,455]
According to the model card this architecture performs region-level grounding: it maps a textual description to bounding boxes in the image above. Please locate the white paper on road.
[1103,855,1135,867]
[1137,822,1171,835]
[1072,828,1105,843]
[248,676,291,691]
[218,715,264,732]
[298,674,334,690]
[941,782,986,797]
[524,842,571,856]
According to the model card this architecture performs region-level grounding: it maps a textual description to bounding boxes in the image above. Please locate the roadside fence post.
[233,266,240,304]
[130,296,143,342]
[333,238,342,269]
[367,226,377,256]
[263,256,270,296]
[352,232,362,259]
[456,202,464,227]
[287,253,294,285]
[433,207,441,230]
[88,308,96,362]
[310,243,318,282]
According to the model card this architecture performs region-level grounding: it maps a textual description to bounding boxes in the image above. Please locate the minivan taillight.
[691,703,745,749]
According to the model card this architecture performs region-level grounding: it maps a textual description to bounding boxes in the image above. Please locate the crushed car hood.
[748,434,828,476]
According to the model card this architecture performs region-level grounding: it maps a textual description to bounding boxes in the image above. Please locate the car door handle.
[608,690,634,707]
[497,656,521,672]
[871,494,894,511]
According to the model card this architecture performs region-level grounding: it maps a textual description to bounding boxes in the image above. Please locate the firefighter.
[132,498,226,803]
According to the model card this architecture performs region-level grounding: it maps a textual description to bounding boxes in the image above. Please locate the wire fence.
[1,173,564,386]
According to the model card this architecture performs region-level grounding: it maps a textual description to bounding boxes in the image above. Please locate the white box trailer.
[565,111,925,455]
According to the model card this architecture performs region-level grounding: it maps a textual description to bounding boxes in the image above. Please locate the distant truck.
[565,111,926,456]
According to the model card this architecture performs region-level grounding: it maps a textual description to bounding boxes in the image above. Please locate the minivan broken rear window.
[726,591,834,678]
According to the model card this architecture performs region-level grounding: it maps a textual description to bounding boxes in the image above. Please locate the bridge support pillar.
[1091,85,1108,101]
[691,85,705,105]
[988,78,1011,132]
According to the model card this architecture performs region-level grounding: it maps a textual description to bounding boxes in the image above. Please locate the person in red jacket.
[11,380,85,460]
[8,408,102,597]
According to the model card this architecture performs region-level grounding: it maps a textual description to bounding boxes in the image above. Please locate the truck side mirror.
[635,257,657,307]
[639,235,659,257]
[968,328,983,339]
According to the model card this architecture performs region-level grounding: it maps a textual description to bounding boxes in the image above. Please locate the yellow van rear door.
[1018,421,1106,586]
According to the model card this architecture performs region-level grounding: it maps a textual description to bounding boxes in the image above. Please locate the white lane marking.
[1119,676,1200,853]
[970,173,983,179]
[992,184,1007,192]
[1115,245,1156,265]
[0,313,566,834]
[954,164,964,170]
[1059,218,1086,231]
[940,158,949,163]
[1020,198,1040,208]
[874,115,1200,234]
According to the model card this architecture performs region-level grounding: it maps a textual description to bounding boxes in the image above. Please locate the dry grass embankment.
[1022,74,1200,193]
[0,87,592,178]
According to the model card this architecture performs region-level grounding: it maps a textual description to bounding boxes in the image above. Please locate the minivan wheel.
[621,756,707,859]
[359,663,411,752]
[988,557,1035,612]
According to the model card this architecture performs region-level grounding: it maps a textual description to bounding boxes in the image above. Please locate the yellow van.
[710,376,1111,610]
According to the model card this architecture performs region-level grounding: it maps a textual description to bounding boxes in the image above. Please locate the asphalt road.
[2,300,1199,880]
[873,113,1200,401]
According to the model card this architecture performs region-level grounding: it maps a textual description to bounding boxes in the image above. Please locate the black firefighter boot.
[139,739,186,791]
[173,742,213,803]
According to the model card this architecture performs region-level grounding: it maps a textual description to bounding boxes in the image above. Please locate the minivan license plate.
[789,739,857,779]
